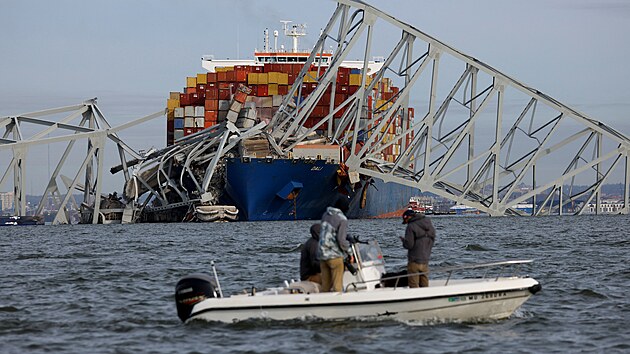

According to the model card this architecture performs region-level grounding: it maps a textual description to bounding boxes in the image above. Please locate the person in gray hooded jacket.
[400,209,436,287]
[318,197,352,292]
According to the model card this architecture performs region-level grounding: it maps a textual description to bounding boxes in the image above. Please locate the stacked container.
[166,63,414,166]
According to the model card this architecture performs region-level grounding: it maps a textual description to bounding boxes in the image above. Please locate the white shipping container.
[174,107,185,118]
[184,117,195,128]
[194,106,205,117]
[195,117,205,127]
[272,95,283,107]
[261,97,273,108]
[184,106,194,116]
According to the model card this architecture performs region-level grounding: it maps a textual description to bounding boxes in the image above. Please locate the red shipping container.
[205,110,218,121]
[217,71,227,82]
[234,91,248,103]
[338,67,350,75]
[167,119,174,132]
[180,93,192,106]
[218,89,231,100]
[278,85,288,95]
[207,72,217,83]
[382,91,395,100]
[204,120,218,128]
[336,85,349,94]
[205,99,218,110]
[191,93,204,105]
[318,93,331,106]
[218,82,231,90]
[257,85,268,97]
[235,70,247,82]
[196,84,206,92]
[334,106,347,118]
[226,70,235,82]
[205,88,218,99]
[334,94,347,106]
[337,74,349,86]
[184,128,195,136]
[252,66,263,73]
[185,87,196,94]
[292,64,302,75]
[347,85,359,95]
[288,73,296,85]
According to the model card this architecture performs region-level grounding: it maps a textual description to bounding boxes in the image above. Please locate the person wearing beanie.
[400,209,436,287]
[300,223,322,284]
[318,196,352,292]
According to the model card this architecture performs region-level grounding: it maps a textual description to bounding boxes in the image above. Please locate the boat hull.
[187,277,539,324]
[224,157,418,221]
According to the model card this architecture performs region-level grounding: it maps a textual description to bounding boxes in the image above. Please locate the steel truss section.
[267,0,629,216]
[0,99,164,224]
[119,120,268,221]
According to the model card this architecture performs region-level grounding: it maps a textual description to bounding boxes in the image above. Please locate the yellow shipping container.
[268,83,279,96]
[197,73,207,84]
[258,73,269,85]
[278,72,288,85]
[169,92,180,100]
[268,72,280,84]
[167,98,180,110]
[186,77,197,88]
[349,74,361,86]
[167,110,175,121]
[248,72,258,85]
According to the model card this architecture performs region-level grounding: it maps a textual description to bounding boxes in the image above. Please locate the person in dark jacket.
[300,223,322,284]
[400,209,436,287]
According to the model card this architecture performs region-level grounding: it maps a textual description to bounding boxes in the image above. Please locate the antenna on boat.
[211,261,224,298]
[263,28,269,53]
[273,30,279,52]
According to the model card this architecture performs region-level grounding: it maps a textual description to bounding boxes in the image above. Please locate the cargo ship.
[162,23,419,221]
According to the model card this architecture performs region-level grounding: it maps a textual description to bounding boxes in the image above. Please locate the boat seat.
[288,281,321,294]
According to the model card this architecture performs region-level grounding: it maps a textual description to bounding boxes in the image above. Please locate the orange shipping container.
[217,71,227,82]
[205,99,218,110]
[205,110,218,121]
[207,72,217,83]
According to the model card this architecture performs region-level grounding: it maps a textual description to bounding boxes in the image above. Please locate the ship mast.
[280,21,306,53]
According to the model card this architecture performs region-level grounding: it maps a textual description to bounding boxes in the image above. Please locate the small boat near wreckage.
[175,239,541,324]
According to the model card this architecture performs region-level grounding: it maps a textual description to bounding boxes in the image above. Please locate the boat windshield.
[356,240,384,267]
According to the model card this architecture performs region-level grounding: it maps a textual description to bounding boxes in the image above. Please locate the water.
[1,215,629,353]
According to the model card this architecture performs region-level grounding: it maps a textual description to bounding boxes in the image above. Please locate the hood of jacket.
[310,223,321,241]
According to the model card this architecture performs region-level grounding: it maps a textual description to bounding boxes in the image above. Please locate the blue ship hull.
[224,158,418,221]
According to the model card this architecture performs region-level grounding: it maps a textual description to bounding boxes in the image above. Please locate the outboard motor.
[175,273,219,322]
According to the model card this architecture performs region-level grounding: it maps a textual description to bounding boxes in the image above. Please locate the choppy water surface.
[1,215,629,353]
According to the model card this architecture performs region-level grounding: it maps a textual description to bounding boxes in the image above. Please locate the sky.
[1,0,629,195]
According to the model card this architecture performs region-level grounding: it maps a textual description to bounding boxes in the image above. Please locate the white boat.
[175,239,541,324]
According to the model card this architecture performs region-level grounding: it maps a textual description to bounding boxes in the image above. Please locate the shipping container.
[167,98,179,110]
[174,129,184,140]
[197,73,207,85]
[184,117,195,128]
[174,118,184,129]
[207,72,217,83]
[195,117,205,128]
[186,77,197,88]
[248,72,258,85]
[205,110,218,121]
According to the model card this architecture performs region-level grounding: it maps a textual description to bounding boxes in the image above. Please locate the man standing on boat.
[319,197,352,292]
[300,223,322,284]
[400,209,436,287]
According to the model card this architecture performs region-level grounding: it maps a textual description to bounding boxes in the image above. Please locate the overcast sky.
[1,0,629,195]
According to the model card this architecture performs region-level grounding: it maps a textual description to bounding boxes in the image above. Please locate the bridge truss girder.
[268,0,630,216]
[0,99,163,224]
